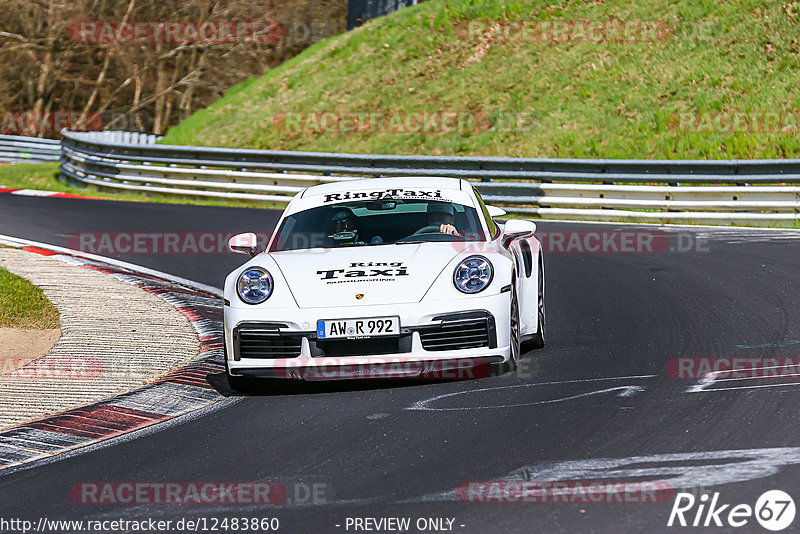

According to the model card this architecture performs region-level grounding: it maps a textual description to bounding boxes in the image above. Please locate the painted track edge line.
[0,239,230,474]
[0,233,222,297]
[0,397,243,478]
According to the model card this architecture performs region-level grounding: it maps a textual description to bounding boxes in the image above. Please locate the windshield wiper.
[395,240,425,245]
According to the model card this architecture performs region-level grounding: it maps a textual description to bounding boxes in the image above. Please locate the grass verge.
[161,0,800,160]
[0,265,60,329]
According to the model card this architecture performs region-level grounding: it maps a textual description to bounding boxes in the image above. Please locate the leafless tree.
[0,0,347,136]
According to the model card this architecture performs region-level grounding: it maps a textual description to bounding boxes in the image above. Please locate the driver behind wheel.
[328,208,364,246]
[426,203,462,236]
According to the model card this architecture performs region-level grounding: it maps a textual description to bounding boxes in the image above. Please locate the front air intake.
[235,324,302,359]
[415,313,496,352]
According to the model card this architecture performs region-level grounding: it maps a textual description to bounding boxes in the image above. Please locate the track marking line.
[0,187,102,199]
[688,366,800,393]
[0,233,221,296]
[406,446,800,504]
[405,375,655,411]
[0,235,231,475]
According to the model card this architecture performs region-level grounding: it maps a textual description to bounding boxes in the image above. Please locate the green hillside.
[162,0,800,159]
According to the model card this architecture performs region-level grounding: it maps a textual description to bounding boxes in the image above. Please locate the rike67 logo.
[668,490,795,531]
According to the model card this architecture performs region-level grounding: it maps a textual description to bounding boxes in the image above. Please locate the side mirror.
[228,232,259,257]
[487,205,506,218]
[502,219,536,248]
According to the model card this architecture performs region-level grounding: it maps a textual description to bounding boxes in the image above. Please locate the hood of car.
[269,244,460,308]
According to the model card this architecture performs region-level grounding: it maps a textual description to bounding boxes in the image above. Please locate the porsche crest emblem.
[355,294,364,300]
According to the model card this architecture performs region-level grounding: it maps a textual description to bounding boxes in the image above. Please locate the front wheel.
[506,282,521,372]
[225,370,260,392]
[527,257,545,350]
[490,281,521,376]
[224,336,259,392]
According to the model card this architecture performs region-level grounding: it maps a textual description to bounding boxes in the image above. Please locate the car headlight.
[453,256,493,294]
[237,267,273,304]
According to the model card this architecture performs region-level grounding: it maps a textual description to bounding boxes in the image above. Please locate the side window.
[472,187,498,238]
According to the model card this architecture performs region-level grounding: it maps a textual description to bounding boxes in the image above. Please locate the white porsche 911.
[223,177,544,390]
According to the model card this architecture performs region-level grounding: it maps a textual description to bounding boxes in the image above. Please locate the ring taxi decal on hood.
[323,189,447,203]
[317,262,409,283]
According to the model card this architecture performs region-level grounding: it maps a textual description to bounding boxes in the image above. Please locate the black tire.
[490,280,521,376]
[528,256,545,350]
[225,370,260,393]
[506,281,521,373]
[223,336,259,392]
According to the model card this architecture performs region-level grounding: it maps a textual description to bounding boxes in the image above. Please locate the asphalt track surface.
[2,194,800,533]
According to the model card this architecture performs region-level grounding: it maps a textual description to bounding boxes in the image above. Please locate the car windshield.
[270,199,487,252]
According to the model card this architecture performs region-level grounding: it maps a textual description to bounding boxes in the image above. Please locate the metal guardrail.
[27,129,799,226]
[0,134,61,163]
[60,130,800,183]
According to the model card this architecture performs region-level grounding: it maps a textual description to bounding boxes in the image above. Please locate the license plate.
[317,316,400,340]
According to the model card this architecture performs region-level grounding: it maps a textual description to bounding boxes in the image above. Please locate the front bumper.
[224,293,511,380]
